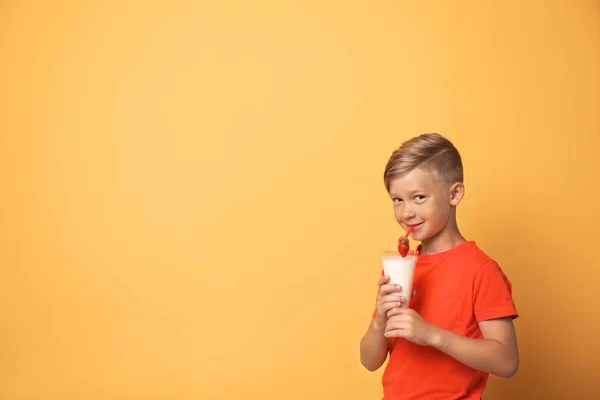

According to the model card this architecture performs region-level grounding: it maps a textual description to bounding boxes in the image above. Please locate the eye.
[392,197,403,203]
[415,195,426,201]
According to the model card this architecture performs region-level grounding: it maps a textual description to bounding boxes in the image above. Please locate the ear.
[448,182,465,206]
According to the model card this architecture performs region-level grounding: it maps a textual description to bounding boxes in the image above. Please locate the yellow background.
[1,1,599,399]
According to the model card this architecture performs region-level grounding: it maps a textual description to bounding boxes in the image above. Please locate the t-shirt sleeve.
[473,260,518,322]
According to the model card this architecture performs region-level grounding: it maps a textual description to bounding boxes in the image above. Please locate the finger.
[389,309,418,322]
[385,321,408,333]
[376,298,403,314]
[384,329,406,338]
[378,284,402,296]
[386,307,409,318]
[380,294,405,304]
[386,311,407,320]
[378,301,403,316]
[377,299,403,313]
[377,275,391,287]
[386,307,402,319]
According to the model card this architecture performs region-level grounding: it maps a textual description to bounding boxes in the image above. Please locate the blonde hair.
[384,133,463,191]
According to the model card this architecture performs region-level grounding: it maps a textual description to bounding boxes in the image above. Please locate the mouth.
[407,222,423,231]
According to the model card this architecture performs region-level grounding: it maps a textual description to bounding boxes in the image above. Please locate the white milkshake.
[382,250,419,308]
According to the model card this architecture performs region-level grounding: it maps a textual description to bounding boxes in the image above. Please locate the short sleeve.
[473,261,518,322]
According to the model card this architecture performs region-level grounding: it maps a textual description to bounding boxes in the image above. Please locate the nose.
[402,203,416,220]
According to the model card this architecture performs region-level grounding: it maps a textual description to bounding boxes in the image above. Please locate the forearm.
[360,319,389,371]
[429,328,518,378]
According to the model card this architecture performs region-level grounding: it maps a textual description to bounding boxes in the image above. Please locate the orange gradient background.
[1,1,599,399]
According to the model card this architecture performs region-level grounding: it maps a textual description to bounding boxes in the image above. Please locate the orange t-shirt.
[376,241,518,400]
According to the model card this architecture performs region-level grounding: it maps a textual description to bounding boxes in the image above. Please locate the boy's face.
[388,167,462,243]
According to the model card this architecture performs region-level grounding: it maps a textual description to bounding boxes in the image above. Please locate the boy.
[360,133,519,399]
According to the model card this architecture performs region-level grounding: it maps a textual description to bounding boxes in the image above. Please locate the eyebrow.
[389,189,425,197]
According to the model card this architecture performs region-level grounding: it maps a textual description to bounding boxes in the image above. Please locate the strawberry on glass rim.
[397,225,415,257]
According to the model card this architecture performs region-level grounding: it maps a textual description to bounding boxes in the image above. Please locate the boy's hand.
[384,307,441,346]
[375,275,406,329]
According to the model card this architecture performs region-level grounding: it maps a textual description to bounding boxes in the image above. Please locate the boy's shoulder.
[433,241,513,301]
[446,241,501,275]
[462,240,495,261]
[449,240,494,261]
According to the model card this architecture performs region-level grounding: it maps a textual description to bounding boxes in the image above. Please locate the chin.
[411,232,425,242]
[412,229,434,243]
[410,225,425,240]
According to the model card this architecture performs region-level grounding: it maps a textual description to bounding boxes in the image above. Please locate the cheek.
[418,203,439,222]
[423,201,447,222]
[416,204,430,218]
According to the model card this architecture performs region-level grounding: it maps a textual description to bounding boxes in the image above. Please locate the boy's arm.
[385,309,519,378]
[430,317,519,378]
[360,275,407,372]
[359,318,390,371]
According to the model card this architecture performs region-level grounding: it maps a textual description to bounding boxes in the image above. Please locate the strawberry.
[398,236,410,257]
